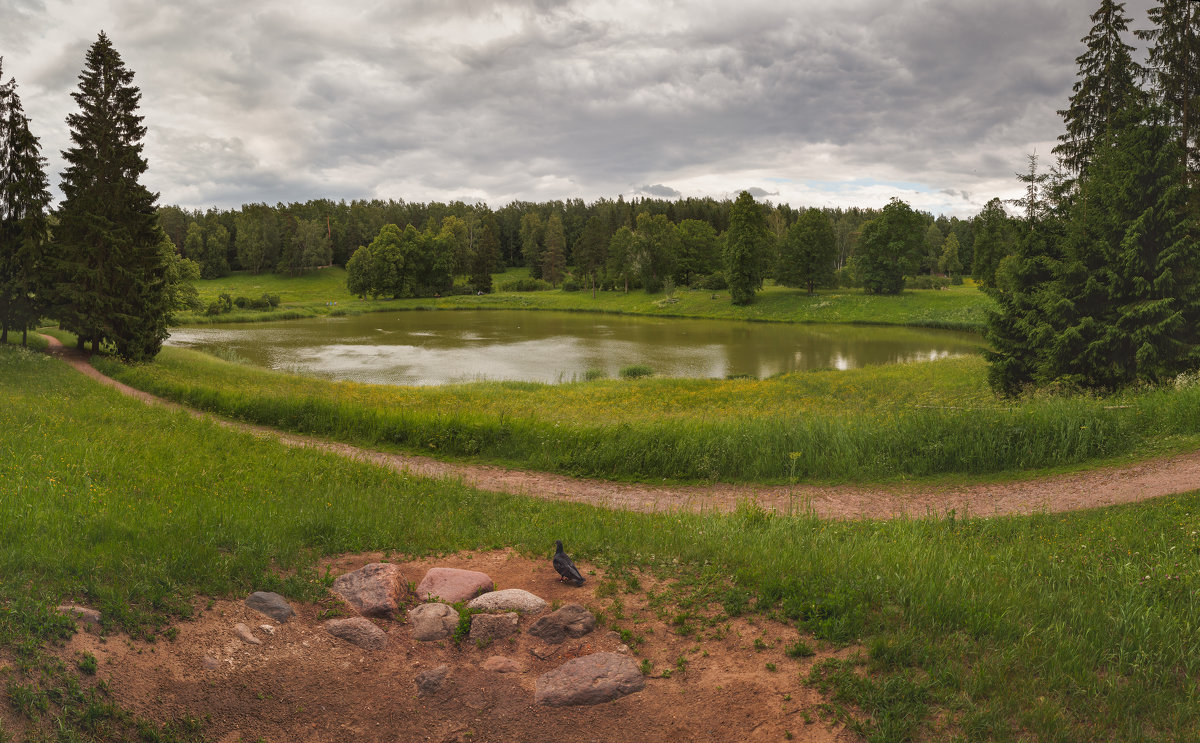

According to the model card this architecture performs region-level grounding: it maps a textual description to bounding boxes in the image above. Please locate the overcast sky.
[1,0,1158,217]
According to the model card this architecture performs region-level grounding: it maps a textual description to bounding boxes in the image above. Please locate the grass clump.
[619,364,653,379]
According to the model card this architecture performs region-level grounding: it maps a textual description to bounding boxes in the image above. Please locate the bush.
[835,266,861,288]
[249,297,271,310]
[950,274,964,285]
[697,272,727,290]
[562,278,580,292]
[619,364,653,379]
[205,301,223,316]
[264,294,281,307]
[217,293,234,312]
[583,368,606,381]
[233,296,250,309]
[909,275,951,290]
[497,277,553,292]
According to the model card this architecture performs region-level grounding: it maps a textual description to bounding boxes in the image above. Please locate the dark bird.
[553,540,585,586]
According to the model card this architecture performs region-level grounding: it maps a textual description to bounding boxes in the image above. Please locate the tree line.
[984,0,1200,394]
[1,34,194,360]
[162,191,1002,305]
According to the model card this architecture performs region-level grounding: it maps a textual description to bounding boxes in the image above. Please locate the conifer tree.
[542,213,566,286]
[969,198,1014,288]
[723,191,772,305]
[1043,106,1200,389]
[1136,0,1200,195]
[54,32,168,360]
[469,214,500,294]
[0,66,53,346]
[1054,0,1143,178]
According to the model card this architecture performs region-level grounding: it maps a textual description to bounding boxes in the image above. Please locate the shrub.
[583,368,606,381]
[217,293,233,312]
[249,297,271,310]
[233,296,249,309]
[697,272,727,290]
[619,364,653,379]
[562,278,580,292]
[496,277,552,292]
[205,301,223,316]
[835,266,861,288]
[909,275,951,290]
[264,294,281,307]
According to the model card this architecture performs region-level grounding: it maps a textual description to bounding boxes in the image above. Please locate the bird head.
[555,540,564,553]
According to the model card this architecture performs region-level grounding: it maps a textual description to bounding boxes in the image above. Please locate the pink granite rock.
[416,567,493,603]
[535,653,644,707]
[324,617,388,651]
[331,563,405,618]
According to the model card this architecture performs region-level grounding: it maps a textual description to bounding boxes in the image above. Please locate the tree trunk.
[76,334,85,351]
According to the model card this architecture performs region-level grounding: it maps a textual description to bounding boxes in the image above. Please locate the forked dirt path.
[44,335,1200,519]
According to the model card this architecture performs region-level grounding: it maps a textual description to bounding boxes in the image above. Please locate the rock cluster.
[222,562,641,708]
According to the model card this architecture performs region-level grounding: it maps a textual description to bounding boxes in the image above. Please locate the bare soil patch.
[43,335,1200,520]
[54,550,859,743]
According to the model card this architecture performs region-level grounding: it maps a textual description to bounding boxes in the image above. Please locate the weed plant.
[4,344,1200,739]
[96,346,1200,483]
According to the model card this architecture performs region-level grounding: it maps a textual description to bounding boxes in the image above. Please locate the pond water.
[166,310,981,386]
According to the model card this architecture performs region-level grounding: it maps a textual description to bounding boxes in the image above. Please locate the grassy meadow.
[96,345,1200,483]
[177,266,994,330]
[4,342,1200,741]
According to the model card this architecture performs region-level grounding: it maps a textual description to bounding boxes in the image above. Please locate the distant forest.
[157,194,1002,295]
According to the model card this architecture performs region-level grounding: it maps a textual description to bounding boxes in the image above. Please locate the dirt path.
[43,335,1200,519]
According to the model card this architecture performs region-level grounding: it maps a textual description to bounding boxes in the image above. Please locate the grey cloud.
[746,187,778,198]
[5,0,1159,214]
[637,184,681,198]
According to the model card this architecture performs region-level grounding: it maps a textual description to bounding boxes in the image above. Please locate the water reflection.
[167,310,981,386]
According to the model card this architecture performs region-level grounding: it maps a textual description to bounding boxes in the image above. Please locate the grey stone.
[528,604,595,644]
[200,655,220,670]
[408,602,459,641]
[324,617,388,651]
[331,563,405,618]
[416,567,493,603]
[233,623,261,645]
[466,589,546,614]
[415,664,451,695]
[468,612,519,642]
[57,604,101,624]
[482,656,524,673]
[244,592,294,623]
[535,653,645,707]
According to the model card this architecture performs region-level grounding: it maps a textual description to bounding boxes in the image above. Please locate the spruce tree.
[55,32,168,360]
[1136,0,1200,195]
[1044,106,1200,389]
[0,67,53,346]
[542,213,566,286]
[469,214,500,294]
[723,191,772,305]
[1054,0,1143,178]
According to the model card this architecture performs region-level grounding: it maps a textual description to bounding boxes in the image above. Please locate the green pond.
[167,310,982,386]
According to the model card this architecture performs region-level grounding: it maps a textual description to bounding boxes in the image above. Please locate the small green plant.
[754,637,769,651]
[766,662,777,672]
[675,656,688,673]
[619,364,653,379]
[638,659,653,676]
[784,731,794,740]
[583,368,606,381]
[785,639,815,658]
[451,606,480,646]
[77,653,98,676]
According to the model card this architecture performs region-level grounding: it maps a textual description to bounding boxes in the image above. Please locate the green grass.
[96,344,1200,483]
[180,267,994,330]
[4,343,1200,740]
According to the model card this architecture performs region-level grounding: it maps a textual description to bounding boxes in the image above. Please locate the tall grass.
[97,347,1200,483]
[4,343,1200,740]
